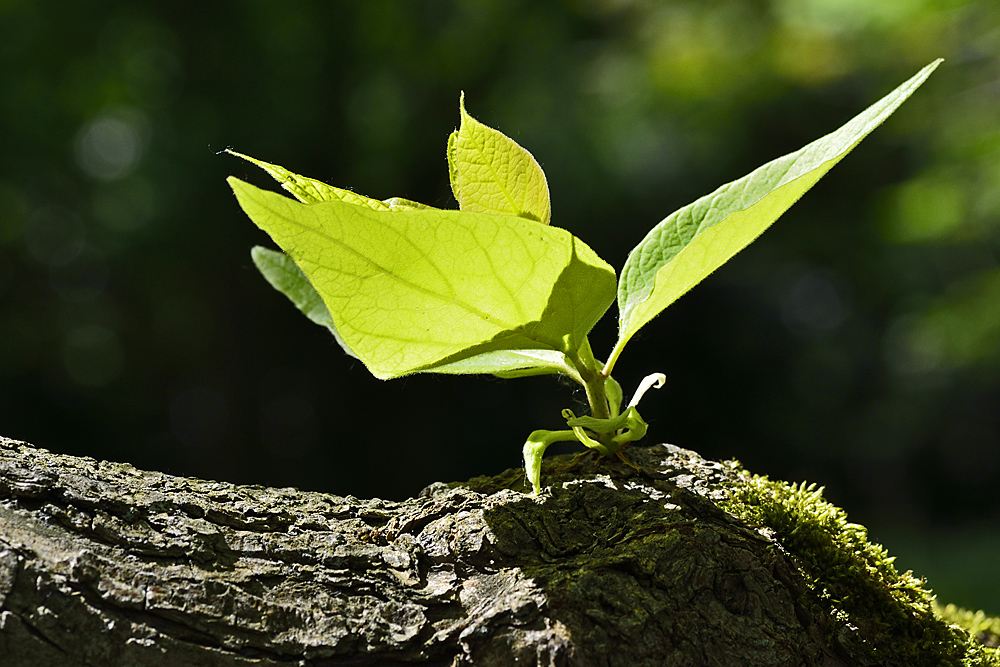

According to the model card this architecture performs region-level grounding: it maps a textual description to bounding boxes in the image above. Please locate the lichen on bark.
[0,435,996,666]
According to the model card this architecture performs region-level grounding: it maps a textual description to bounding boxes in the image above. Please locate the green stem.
[584,373,611,422]
[570,336,612,438]
[602,336,628,378]
[522,429,578,494]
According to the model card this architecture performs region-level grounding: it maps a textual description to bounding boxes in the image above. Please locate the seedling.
[229,61,940,494]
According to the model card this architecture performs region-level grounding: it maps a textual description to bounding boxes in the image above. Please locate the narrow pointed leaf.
[230,178,615,379]
[447,93,551,224]
[229,150,436,211]
[613,60,941,364]
[249,246,358,359]
[419,348,576,377]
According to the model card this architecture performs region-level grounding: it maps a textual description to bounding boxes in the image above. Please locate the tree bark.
[0,436,983,666]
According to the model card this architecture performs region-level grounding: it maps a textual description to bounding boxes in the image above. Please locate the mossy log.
[0,436,995,666]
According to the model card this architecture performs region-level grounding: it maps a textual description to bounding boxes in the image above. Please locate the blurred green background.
[1,0,997,613]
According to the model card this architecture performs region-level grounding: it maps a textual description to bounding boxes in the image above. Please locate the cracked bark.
[0,436,865,666]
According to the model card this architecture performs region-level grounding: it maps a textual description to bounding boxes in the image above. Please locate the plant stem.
[572,337,612,432]
[602,337,627,378]
[583,372,611,422]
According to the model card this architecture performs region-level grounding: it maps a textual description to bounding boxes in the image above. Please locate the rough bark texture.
[0,436,978,666]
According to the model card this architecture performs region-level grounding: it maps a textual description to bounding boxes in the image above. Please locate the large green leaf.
[250,246,575,377]
[230,178,615,379]
[418,240,621,378]
[447,93,551,224]
[611,59,941,369]
[249,245,358,359]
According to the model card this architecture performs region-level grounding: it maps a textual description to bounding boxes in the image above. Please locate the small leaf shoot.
[448,92,552,224]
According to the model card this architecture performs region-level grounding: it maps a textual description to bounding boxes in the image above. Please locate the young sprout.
[229,61,941,494]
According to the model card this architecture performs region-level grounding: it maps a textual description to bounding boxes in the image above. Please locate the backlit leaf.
[229,150,439,212]
[611,59,942,369]
[230,178,615,379]
[447,93,551,224]
[227,150,391,209]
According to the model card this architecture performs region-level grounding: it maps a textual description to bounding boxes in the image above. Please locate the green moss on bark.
[721,468,1000,666]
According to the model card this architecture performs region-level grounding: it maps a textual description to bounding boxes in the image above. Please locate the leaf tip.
[921,58,944,78]
[912,58,944,85]
[249,244,268,262]
[227,176,268,210]
[226,174,245,192]
[225,149,260,169]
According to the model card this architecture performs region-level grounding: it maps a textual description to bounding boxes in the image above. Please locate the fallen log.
[0,436,995,666]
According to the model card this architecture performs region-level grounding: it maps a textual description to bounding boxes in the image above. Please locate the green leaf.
[420,348,577,378]
[228,150,438,212]
[249,245,358,359]
[447,93,551,224]
[611,59,942,370]
[229,178,615,379]
[228,150,391,209]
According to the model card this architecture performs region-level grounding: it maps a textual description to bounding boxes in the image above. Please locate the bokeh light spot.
[780,269,850,337]
[881,173,966,243]
[883,313,945,376]
[74,109,147,181]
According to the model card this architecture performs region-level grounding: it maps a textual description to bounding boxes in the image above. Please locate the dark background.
[1,0,997,613]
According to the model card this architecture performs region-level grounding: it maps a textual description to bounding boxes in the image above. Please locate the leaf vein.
[258,196,522,333]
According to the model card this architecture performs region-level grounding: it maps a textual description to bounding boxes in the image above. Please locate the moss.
[720,467,1000,666]
[938,604,1000,651]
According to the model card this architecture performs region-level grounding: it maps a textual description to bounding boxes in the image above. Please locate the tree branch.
[0,436,992,666]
